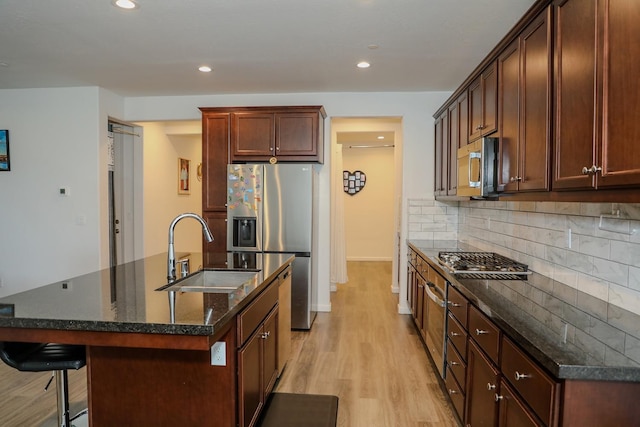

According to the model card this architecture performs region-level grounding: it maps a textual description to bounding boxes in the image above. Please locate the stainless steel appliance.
[227,164,317,329]
[437,252,531,280]
[456,137,498,198]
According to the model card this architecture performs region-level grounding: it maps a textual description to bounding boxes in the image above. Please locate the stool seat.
[0,342,85,371]
[0,342,87,427]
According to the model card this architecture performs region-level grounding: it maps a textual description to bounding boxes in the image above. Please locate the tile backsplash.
[408,199,640,316]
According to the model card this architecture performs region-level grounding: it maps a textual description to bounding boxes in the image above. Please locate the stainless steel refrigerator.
[227,164,317,329]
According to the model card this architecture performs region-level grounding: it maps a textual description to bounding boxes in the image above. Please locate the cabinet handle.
[269,147,274,151]
[487,383,496,390]
[449,361,459,366]
[261,331,271,339]
[581,165,602,175]
[450,331,461,337]
[514,371,531,381]
[448,301,461,308]
[494,393,503,402]
[276,146,280,151]
[448,389,458,395]
[509,176,522,183]
[475,329,489,335]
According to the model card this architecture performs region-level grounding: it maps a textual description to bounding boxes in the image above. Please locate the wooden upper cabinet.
[498,7,551,193]
[554,0,640,190]
[469,61,498,142]
[201,112,230,211]
[230,106,325,163]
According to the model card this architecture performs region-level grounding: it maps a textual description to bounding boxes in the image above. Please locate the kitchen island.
[408,240,640,426]
[0,251,293,427]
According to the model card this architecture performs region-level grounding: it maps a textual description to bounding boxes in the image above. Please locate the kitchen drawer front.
[501,337,558,426]
[238,281,279,345]
[446,339,467,393]
[445,366,465,421]
[447,285,468,327]
[469,305,501,364]
[447,312,468,359]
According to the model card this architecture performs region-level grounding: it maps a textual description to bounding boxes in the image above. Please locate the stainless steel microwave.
[456,137,498,198]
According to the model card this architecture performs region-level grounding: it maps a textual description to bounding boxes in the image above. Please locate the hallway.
[275,261,457,426]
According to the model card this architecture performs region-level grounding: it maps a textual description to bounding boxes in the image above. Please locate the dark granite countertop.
[408,240,640,382]
[0,252,293,338]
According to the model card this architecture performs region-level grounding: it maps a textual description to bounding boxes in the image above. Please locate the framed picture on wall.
[178,157,190,195]
[0,130,9,172]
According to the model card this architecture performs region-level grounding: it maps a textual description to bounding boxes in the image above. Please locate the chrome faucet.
[167,213,214,281]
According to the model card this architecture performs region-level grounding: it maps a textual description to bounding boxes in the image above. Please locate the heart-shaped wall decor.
[343,170,366,195]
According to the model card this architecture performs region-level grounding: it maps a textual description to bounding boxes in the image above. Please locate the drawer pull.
[514,371,531,381]
[475,329,489,335]
[495,393,503,402]
[260,331,271,339]
[450,331,461,337]
[449,361,459,366]
[448,389,458,395]
[448,301,462,307]
[487,383,496,390]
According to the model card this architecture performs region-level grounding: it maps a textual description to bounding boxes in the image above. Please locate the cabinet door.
[202,113,230,210]
[469,76,484,142]
[434,111,446,195]
[202,210,227,254]
[263,307,279,397]
[553,0,597,190]
[482,61,498,137]
[275,112,319,159]
[497,380,542,427]
[231,112,275,160]
[447,102,459,195]
[277,269,292,375]
[597,0,640,188]
[239,328,263,427]
[469,62,498,141]
[466,340,499,427]
[519,7,551,192]
[415,274,425,330]
[458,91,469,148]
[407,260,416,315]
[497,39,521,193]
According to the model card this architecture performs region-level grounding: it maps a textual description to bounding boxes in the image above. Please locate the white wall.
[342,144,395,261]
[137,121,203,257]
[0,87,124,297]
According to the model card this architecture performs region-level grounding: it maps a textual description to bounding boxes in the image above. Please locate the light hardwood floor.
[0,261,456,426]
[275,261,457,426]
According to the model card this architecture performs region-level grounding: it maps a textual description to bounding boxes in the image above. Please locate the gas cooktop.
[437,251,531,280]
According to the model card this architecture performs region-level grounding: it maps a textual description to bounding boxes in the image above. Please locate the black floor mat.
[257,392,339,427]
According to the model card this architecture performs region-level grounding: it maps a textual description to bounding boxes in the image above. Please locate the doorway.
[331,117,403,294]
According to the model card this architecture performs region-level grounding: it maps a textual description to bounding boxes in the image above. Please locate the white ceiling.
[0,0,536,97]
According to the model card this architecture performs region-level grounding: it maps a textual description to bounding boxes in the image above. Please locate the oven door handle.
[425,283,446,308]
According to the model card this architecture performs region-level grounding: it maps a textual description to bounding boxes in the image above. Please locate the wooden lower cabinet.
[277,266,292,375]
[238,306,278,427]
[498,380,542,427]
[466,340,499,427]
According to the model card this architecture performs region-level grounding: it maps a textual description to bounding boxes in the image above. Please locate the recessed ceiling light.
[112,0,139,10]
[367,44,379,50]
[357,61,371,69]
[198,66,212,73]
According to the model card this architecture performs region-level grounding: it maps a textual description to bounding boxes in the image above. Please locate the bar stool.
[0,342,87,427]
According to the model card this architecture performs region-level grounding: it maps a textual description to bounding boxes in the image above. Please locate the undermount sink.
[158,270,260,293]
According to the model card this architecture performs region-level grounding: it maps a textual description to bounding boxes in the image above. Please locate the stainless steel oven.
[424,270,447,378]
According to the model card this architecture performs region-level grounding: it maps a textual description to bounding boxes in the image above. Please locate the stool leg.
[55,370,71,427]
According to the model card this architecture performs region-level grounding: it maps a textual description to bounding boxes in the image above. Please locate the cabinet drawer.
[468,305,501,364]
[501,337,557,426]
[445,366,465,422]
[238,281,279,345]
[447,285,468,327]
[447,312,468,359]
[446,339,467,393]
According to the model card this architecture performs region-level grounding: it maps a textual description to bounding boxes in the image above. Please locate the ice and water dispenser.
[232,217,257,249]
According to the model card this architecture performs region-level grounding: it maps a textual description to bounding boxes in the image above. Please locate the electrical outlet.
[211,342,226,366]
[61,281,72,291]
